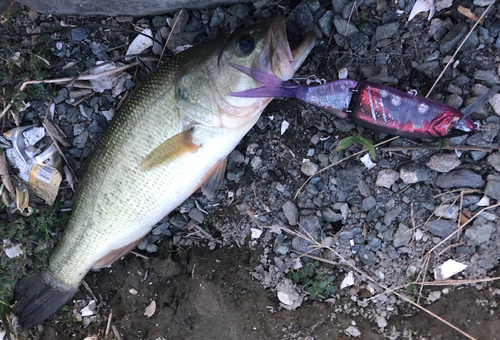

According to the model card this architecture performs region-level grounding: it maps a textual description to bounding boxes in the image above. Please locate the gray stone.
[420,61,440,76]
[226,168,245,182]
[73,123,86,136]
[16,0,256,16]
[399,163,430,184]
[73,130,88,149]
[350,31,367,50]
[87,120,103,134]
[446,83,462,95]
[485,178,500,200]
[301,161,319,176]
[393,224,412,248]
[282,201,299,226]
[250,156,262,169]
[145,244,158,253]
[471,151,488,161]
[384,206,402,226]
[305,0,320,12]
[427,219,459,238]
[332,0,349,13]
[333,16,359,37]
[434,204,459,220]
[188,208,204,224]
[71,28,88,41]
[362,196,376,211]
[426,153,461,173]
[376,169,399,189]
[487,152,500,171]
[90,41,107,55]
[358,247,376,265]
[375,316,388,329]
[286,3,313,36]
[440,22,469,54]
[386,246,399,259]
[228,4,250,19]
[435,169,485,189]
[478,258,495,269]
[291,216,324,255]
[152,222,171,236]
[358,179,371,197]
[367,237,382,252]
[336,166,364,191]
[322,208,342,223]
[490,94,500,116]
[446,93,463,109]
[473,70,500,86]
[375,22,399,41]
[152,15,167,27]
[319,10,334,37]
[465,220,495,245]
[340,227,362,240]
[210,7,225,27]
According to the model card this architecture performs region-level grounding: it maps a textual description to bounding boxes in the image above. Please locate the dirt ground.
[37,242,499,340]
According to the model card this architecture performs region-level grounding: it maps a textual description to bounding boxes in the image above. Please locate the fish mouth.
[254,17,316,81]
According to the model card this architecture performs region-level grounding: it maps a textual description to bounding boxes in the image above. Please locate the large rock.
[16,0,254,16]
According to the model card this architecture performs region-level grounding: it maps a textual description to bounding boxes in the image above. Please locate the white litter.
[23,126,45,146]
[341,271,355,289]
[434,259,467,281]
[80,300,96,317]
[3,240,23,258]
[338,67,348,79]
[277,292,293,305]
[477,195,490,207]
[360,153,376,169]
[281,120,289,135]
[408,0,435,21]
[126,28,153,60]
[250,228,263,239]
[89,61,132,97]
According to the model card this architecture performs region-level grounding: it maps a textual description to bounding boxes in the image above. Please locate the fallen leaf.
[144,300,156,317]
[63,165,78,192]
[458,5,483,24]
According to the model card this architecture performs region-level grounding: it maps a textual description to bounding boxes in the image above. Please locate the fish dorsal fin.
[201,157,227,199]
[93,237,144,269]
[140,129,200,171]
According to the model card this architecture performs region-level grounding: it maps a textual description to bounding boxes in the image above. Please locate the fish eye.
[235,35,255,56]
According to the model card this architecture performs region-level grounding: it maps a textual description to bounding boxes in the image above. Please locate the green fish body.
[13,17,316,329]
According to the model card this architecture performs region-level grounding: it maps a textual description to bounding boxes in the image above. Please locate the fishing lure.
[229,64,493,139]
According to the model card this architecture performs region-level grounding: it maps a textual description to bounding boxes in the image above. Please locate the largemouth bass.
[12,17,316,329]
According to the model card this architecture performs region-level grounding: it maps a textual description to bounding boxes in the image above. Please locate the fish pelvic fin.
[140,129,200,171]
[201,157,228,199]
[13,272,78,330]
[93,237,144,269]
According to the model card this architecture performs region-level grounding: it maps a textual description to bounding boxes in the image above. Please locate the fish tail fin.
[228,63,299,98]
[12,272,78,329]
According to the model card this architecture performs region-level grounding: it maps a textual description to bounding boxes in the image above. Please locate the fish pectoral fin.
[140,129,200,171]
[93,237,144,269]
[201,157,228,199]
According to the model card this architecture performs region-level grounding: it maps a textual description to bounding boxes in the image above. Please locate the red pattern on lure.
[349,82,474,138]
[229,64,475,138]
